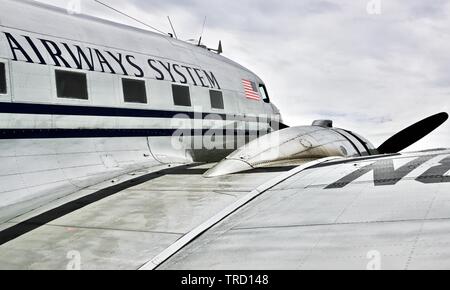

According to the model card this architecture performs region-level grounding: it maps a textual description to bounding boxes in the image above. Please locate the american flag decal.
[242,79,261,101]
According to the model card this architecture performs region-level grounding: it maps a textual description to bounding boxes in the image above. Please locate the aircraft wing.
[1,149,449,270]
[0,161,297,270]
[155,149,450,270]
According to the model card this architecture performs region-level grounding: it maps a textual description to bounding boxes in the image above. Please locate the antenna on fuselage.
[167,16,178,39]
[197,16,207,46]
[208,40,223,55]
[93,0,168,35]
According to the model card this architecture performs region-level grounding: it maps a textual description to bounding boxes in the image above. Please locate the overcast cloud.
[37,0,450,150]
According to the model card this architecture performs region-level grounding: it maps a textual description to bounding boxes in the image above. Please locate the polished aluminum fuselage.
[0,0,279,221]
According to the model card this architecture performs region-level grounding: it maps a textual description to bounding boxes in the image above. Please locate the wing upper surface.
[1,149,449,269]
[0,162,294,269]
[160,149,450,270]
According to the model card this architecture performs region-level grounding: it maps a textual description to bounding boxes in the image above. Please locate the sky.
[36,0,450,151]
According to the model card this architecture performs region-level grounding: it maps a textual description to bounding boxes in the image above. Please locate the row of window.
[56,70,225,109]
[0,65,226,109]
[0,65,273,108]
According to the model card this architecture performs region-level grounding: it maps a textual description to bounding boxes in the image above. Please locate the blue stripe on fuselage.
[0,103,274,139]
[0,128,264,139]
[0,102,267,122]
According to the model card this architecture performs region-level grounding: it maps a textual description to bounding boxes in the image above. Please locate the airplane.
[0,0,449,270]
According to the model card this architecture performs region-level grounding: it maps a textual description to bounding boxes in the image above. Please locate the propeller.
[377,112,449,154]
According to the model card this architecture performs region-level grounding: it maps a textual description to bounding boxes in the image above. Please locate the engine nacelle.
[204,123,375,177]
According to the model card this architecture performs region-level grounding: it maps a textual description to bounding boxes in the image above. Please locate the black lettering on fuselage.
[63,43,95,71]
[126,55,144,78]
[40,39,71,68]
[203,70,221,89]
[2,32,221,90]
[182,66,198,86]
[94,49,115,74]
[325,155,435,189]
[173,64,188,84]
[4,32,34,63]
[148,59,164,80]
[107,51,128,76]
[24,36,46,65]
[158,61,176,82]
[193,68,209,88]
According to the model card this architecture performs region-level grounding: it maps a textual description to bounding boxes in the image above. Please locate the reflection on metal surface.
[140,157,340,270]
[204,126,367,177]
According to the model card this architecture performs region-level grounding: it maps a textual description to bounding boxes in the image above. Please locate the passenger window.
[0,63,6,94]
[56,70,88,100]
[172,84,191,107]
[209,90,224,109]
[122,78,147,104]
[259,84,270,103]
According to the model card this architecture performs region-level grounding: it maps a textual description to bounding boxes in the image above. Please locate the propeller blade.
[377,112,448,154]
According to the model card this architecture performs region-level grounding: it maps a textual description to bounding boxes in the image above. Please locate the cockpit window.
[258,84,270,103]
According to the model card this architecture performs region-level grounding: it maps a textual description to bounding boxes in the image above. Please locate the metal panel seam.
[139,156,342,270]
